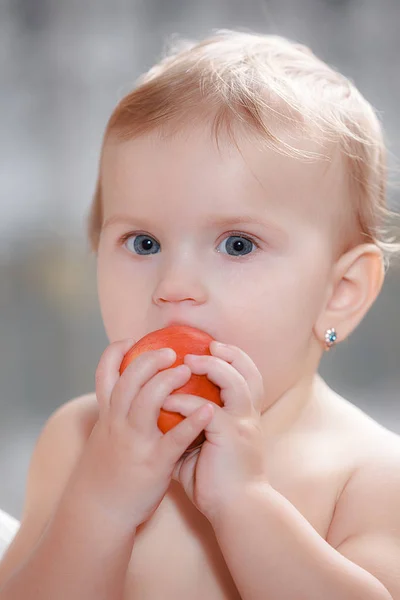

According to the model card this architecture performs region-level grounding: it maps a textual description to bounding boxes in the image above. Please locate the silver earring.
[324,328,337,351]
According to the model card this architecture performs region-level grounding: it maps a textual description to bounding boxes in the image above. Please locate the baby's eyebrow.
[103,212,287,239]
[204,213,279,229]
[203,214,289,239]
[204,214,272,227]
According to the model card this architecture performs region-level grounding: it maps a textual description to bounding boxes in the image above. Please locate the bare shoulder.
[22,391,99,519]
[324,386,400,549]
[319,387,400,598]
[0,392,99,583]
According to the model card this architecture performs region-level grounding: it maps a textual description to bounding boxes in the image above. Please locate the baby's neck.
[260,373,328,440]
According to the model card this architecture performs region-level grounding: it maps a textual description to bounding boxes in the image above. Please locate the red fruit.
[119,325,222,450]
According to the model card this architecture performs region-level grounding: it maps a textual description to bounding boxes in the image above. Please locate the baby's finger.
[209,342,265,412]
[126,363,192,433]
[162,402,214,464]
[163,393,209,415]
[183,353,253,417]
[110,348,177,421]
[95,338,136,415]
[163,393,229,440]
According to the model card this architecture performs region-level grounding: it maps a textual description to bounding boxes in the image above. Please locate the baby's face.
[97,125,344,411]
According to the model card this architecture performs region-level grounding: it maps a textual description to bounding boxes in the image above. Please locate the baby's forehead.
[234,131,347,217]
[102,125,349,229]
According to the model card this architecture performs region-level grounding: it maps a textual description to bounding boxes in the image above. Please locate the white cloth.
[0,508,20,560]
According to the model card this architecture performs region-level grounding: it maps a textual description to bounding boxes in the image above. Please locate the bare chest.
[123,445,350,600]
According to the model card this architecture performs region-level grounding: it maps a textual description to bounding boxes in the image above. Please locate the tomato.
[119,325,222,450]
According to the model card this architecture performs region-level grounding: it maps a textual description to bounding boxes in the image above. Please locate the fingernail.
[160,348,176,359]
[199,404,214,418]
[211,341,226,350]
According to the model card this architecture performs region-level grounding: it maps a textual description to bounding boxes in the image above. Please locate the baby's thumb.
[163,403,214,464]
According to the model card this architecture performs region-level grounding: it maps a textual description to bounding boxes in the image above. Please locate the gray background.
[1,0,399,520]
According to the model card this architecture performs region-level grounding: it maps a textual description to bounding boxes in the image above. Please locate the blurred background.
[1,0,399,520]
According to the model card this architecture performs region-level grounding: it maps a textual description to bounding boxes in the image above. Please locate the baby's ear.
[314,243,385,345]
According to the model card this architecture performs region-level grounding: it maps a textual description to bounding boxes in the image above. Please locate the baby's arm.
[0,394,135,600]
[207,436,400,600]
[0,339,211,600]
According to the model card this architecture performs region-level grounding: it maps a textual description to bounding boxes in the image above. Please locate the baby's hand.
[76,339,213,528]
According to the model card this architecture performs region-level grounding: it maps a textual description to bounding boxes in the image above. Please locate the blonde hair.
[87,29,400,269]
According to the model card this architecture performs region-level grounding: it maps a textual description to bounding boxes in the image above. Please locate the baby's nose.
[153,264,208,306]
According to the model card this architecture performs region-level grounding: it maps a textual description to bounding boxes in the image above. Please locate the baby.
[1,30,400,600]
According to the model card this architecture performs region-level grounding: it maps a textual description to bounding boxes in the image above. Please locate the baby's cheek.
[98,295,128,343]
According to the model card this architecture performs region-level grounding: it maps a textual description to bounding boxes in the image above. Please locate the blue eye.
[218,235,256,257]
[124,234,160,255]
[121,233,257,257]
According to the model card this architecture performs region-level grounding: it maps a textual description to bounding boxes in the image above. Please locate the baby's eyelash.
[226,231,260,248]
[118,231,138,245]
